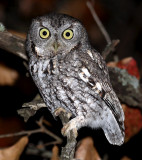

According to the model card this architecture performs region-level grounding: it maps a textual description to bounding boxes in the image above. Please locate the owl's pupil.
[43,31,47,36]
[66,32,70,37]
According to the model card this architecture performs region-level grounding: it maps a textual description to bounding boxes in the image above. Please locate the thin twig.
[36,117,62,144]
[0,117,62,146]
[86,1,120,60]
[36,141,60,148]
[0,128,42,138]
[21,99,77,160]
[86,1,111,44]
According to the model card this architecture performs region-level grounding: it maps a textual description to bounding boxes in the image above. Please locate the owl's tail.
[101,100,125,146]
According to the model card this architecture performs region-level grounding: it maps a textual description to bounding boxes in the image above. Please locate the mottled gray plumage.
[26,13,125,145]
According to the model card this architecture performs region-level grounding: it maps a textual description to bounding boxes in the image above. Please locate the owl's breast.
[29,57,102,117]
[52,60,102,115]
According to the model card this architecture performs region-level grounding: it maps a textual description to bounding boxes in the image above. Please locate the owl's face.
[27,13,89,59]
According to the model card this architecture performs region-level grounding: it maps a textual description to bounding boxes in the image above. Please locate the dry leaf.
[107,57,140,79]
[0,117,25,147]
[51,145,59,160]
[122,104,142,142]
[75,137,101,160]
[121,156,132,160]
[0,136,28,160]
[107,61,117,67]
[0,63,18,86]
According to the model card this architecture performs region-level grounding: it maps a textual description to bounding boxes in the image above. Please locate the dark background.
[0,0,142,159]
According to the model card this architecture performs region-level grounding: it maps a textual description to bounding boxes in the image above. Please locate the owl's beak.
[53,42,60,53]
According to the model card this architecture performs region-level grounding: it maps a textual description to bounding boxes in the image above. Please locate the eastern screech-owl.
[26,13,125,145]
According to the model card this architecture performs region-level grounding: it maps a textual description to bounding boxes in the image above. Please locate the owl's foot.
[54,107,72,119]
[61,120,78,138]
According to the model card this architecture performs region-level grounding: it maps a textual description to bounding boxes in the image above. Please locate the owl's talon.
[61,122,78,138]
[54,107,72,119]
[54,107,66,116]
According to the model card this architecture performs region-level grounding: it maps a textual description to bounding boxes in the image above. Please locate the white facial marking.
[82,67,91,77]
[87,50,94,60]
[35,46,44,55]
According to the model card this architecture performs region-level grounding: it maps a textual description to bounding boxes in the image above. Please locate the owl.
[26,13,125,145]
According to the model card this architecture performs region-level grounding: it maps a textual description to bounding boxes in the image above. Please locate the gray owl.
[26,13,125,146]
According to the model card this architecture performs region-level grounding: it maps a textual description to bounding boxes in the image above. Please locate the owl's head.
[26,13,89,59]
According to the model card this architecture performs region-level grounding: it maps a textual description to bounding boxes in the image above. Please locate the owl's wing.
[78,49,125,145]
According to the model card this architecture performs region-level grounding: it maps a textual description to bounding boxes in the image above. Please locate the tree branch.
[59,112,77,160]
[18,100,77,160]
[0,25,27,60]
[102,39,120,59]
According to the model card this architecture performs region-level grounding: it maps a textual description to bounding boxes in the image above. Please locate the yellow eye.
[39,28,50,39]
[63,29,73,40]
